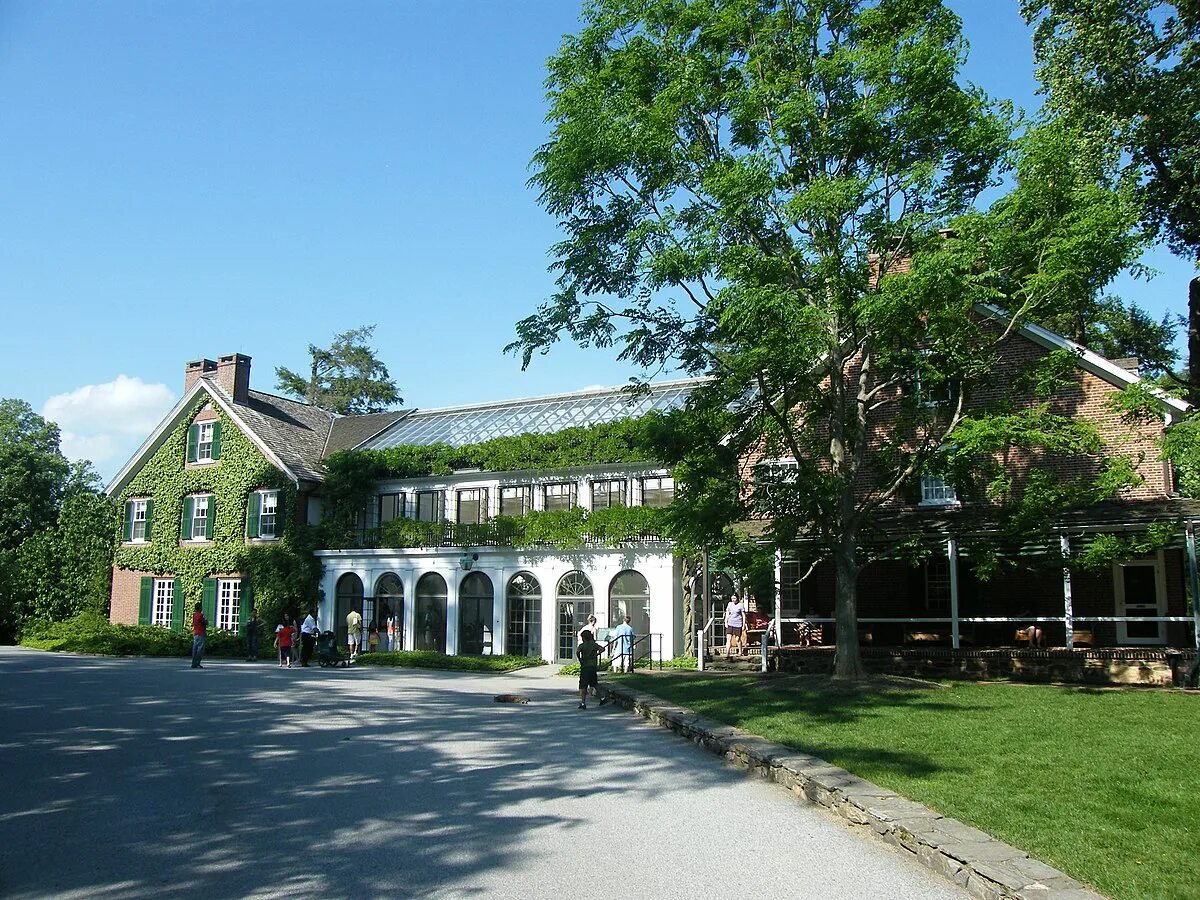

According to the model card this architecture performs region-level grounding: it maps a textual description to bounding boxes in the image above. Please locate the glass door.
[558,599,594,661]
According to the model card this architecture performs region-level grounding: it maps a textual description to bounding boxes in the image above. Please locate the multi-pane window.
[416,490,442,522]
[591,479,627,509]
[256,489,277,540]
[457,488,488,525]
[152,579,173,627]
[190,495,210,541]
[913,349,956,406]
[379,492,405,524]
[779,553,804,618]
[925,558,951,611]
[131,499,149,542]
[197,422,215,462]
[640,476,674,507]
[543,482,577,511]
[499,485,532,517]
[754,460,799,513]
[217,579,241,631]
[920,475,958,506]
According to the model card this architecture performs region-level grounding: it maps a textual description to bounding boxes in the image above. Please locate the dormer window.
[919,475,958,506]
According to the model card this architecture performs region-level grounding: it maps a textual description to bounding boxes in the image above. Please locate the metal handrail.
[600,632,661,671]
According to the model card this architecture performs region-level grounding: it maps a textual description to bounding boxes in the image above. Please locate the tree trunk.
[681,555,696,657]
[832,541,867,680]
[1189,276,1200,408]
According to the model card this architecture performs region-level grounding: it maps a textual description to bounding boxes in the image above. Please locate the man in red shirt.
[191,602,207,669]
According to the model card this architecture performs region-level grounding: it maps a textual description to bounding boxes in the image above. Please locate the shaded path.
[0,648,965,898]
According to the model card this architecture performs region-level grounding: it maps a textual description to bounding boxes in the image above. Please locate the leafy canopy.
[276,325,402,415]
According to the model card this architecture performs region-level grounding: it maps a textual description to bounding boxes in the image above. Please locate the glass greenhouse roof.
[363,378,704,449]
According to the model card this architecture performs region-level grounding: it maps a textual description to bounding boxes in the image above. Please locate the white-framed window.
[543,482,577,511]
[217,579,241,632]
[197,422,215,462]
[131,499,148,542]
[379,492,405,524]
[190,495,211,540]
[416,490,442,522]
[913,349,956,406]
[919,475,958,506]
[457,488,488,525]
[591,479,627,509]
[640,476,674,507]
[258,490,278,539]
[499,485,532,517]
[152,579,174,627]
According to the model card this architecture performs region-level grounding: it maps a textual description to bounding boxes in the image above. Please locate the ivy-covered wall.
[113,394,320,628]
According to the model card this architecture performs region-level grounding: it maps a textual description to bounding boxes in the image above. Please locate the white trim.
[1113,552,1168,645]
[106,379,301,497]
[976,304,1191,416]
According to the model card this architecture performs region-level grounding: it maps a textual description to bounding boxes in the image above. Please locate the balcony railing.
[346,518,668,551]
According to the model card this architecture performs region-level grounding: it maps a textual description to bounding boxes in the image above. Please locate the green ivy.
[113,396,320,629]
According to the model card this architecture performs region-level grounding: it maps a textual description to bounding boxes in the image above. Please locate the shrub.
[20,613,250,658]
[558,656,696,675]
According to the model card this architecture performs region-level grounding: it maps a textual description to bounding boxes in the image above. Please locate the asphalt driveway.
[0,648,965,898]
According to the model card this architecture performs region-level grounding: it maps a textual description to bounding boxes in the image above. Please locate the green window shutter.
[211,421,222,460]
[186,424,199,463]
[247,491,261,539]
[204,496,216,540]
[201,578,217,626]
[123,502,134,542]
[182,496,195,540]
[143,498,154,541]
[172,578,185,631]
[240,578,253,632]
[139,577,153,625]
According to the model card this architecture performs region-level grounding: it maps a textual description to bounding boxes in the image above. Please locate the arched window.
[375,573,404,651]
[610,570,650,637]
[458,572,494,655]
[415,573,447,653]
[556,571,594,661]
[506,572,541,658]
[335,573,364,646]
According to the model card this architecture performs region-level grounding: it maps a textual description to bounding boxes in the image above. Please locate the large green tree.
[276,325,402,415]
[512,0,1138,678]
[0,402,114,640]
[1023,0,1199,392]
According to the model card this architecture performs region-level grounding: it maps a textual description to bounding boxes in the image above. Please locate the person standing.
[191,602,207,669]
[244,607,263,662]
[274,616,296,667]
[299,609,319,667]
[386,614,396,651]
[613,615,636,674]
[346,607,363,660]
[576,630,608,710]
[724,594,746,659]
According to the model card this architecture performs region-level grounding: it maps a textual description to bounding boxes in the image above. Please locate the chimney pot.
[216,354,252,404]
[185,359,218,393]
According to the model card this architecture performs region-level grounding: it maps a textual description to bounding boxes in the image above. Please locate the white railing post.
[1061,535,1074,649]
[947,539,960,650]
[697,627,705,671]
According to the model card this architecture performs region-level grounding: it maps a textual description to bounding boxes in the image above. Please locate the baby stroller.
[316,630,349,668]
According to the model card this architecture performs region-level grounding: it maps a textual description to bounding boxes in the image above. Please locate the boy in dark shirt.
[576,630,608,709]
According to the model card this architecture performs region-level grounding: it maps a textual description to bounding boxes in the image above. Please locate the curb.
[604,683,1104,900]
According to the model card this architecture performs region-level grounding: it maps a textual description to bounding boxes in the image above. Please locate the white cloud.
[42,376,176,480]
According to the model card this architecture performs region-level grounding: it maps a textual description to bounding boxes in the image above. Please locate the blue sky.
[0,1,1194,481]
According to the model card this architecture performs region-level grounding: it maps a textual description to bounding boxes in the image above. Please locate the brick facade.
[110,567,151,626]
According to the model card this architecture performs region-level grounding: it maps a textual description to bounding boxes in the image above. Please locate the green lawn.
[621,673,1199,900]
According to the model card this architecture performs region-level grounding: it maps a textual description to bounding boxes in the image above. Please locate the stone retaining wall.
[772,647,1198,686]
[605,683,1105,900]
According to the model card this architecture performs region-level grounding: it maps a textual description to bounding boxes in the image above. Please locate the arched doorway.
[375,573,404,651]
[610,570,650,637]
[458,572,494,655]
[415,573,447,653]
[506,572,541,658]
[335,573,364,646]
[556,571,593,662]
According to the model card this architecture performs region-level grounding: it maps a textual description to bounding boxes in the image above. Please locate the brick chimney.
[216,353,252,404]
[185,359,218,393]
[1112,357,1140,375]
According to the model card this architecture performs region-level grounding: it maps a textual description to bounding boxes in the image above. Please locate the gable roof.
[105,377,335,497]
[977,304,1191,420]
[325,409,412,455]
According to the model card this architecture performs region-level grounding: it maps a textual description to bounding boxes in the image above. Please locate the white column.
[1188,522,1200,650]
[1061,534,1074,649]
[491,566,505,656]
[446,568,460,655]
[947,539,960,650]
[402,568,417,651]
